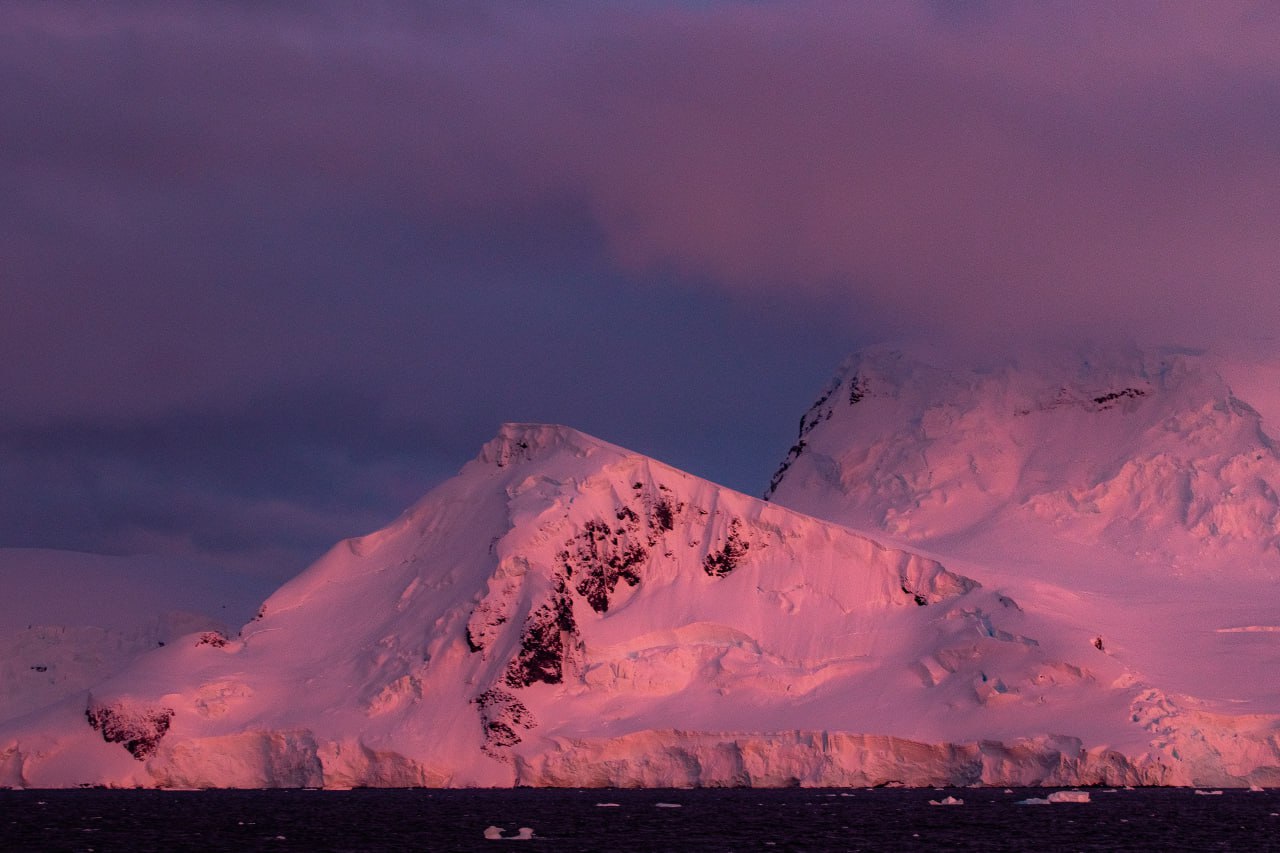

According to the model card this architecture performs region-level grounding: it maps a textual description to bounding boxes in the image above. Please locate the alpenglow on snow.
[3,348,1280,787]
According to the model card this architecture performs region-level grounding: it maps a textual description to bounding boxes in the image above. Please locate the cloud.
[509,1,1280,351]
[7,2,1278,377]
[2,1,1277,571]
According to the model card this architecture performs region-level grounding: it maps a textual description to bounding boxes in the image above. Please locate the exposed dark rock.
[195,631,227,648]
[1092,388,1146,409]
[764,362,849,500]
[703,519,749,577]
[650,497,677,532]
[799,381,840,437]
[849,374,868,404]
[505,579,578,687]
[765,441,806,500]
[85,700,174,760]
[559,519,647,613]
[475,687,537,759]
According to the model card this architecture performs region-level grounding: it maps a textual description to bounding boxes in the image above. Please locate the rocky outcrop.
[85,697,173,760]
[476,687,537,758]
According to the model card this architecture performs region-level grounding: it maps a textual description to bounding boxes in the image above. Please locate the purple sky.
[4,1,1279,579]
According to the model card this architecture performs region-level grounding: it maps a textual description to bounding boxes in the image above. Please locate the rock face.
[3,408,1279,789]
[85,698,174,760]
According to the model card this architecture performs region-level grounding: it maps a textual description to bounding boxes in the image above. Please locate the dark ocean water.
[2,787,1278,852]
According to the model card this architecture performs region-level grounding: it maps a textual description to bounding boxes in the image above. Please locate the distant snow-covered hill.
[0,549,274,726]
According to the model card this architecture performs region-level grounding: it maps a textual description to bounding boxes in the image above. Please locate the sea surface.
[2,786,1278,851]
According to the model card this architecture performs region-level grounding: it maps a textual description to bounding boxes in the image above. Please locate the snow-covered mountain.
[766,346,1280,564]
[765,346,1280,781]
[8,422,1257,789]
[4,347,1280,790]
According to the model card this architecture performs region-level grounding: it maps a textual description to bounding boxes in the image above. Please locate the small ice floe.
[483,826,534,840]
[1194,789,1224,796]
[929,796,964,806]
[1017,797,1053,805]
[1003,789,1014,794]
[1249,785,1265,792]
[655,802,682,808]
[1047,790,1090,803]
[595,802,621,807]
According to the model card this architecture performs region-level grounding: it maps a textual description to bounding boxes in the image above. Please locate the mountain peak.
[476,423,623,470]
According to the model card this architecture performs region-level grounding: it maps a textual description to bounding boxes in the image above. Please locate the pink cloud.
[5,0,1279,384]
[483,1,1280,349]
